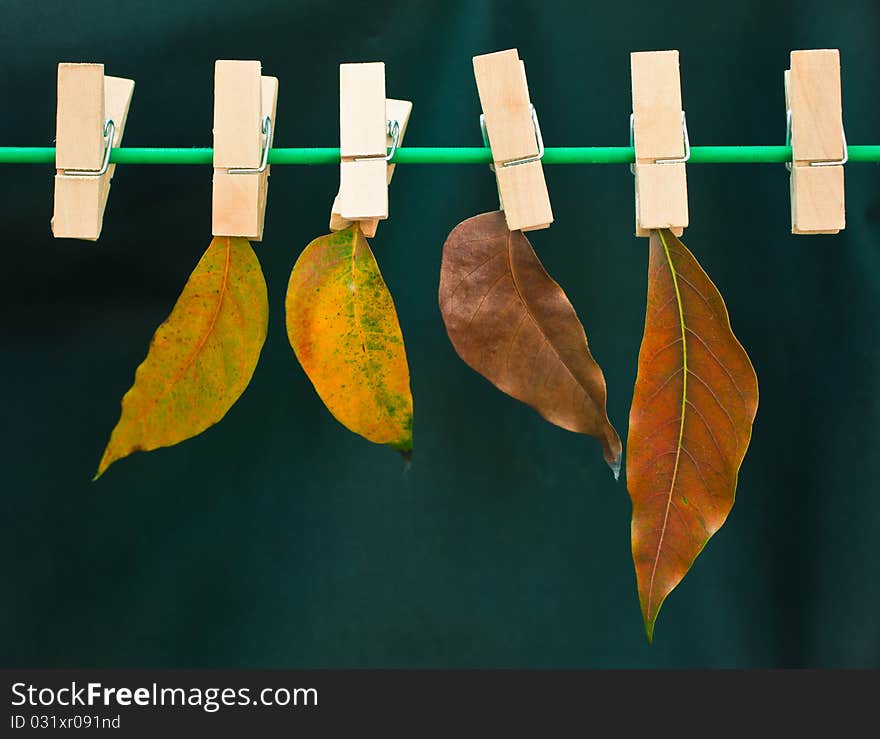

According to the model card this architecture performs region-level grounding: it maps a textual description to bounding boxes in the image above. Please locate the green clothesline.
[1,145,880,165]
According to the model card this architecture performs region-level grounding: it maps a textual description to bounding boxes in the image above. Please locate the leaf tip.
[601,430,623,482]
[640,592,666,643]
[94,439,129,481]
[395,442,413,469]
[388,429,413,462]
[608,453,622,481]
[400,449,413,474]
[640,604,659,643]
[93,451,112,481]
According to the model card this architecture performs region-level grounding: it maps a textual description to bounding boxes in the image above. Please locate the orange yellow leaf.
[95,236,268,478]
[285,226,413,453]
[627,229,759,641]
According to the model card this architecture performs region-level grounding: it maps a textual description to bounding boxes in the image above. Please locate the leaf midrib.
[348,230,396,430]
[505,232,587,402]
[645,230,688,622]
[132,236,233,424]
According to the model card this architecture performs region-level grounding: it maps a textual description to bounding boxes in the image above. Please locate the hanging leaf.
[95,236,268,478]
[627,229,758,641]
[439,211,621,473]
[285,226,413,453]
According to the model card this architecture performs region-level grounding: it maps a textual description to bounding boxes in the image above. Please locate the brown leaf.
[627,229,759,641]
[95,236,268,478]
[439,211,621,472]
[286,226,413,453]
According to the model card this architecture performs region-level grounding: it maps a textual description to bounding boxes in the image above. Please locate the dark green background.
[1,0,878,668]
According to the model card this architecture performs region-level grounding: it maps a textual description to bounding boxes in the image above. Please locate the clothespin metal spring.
[784,108,848,172]
[62,119,115,177]
[480,104,545,171]
[228,115,272,175]
[354,119,401,163]
[628,110,691,174]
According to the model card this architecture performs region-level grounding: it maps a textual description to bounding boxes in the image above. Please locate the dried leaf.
[439,211,621,472]
[628,229,758,641]
[96,236,268,478]
[285,226,413,453]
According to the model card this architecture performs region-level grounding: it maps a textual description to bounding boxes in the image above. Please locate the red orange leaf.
[96,236,268,478]
[439,211,621,472]
[285,226,413,453]
[627,229,758,640]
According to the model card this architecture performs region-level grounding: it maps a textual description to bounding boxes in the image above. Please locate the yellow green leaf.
[285,226,413,453]
[95,236,268,478]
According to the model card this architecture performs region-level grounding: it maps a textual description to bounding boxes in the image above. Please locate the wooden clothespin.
[212,60,279,240]
[630,50,688,237]
[473,49,552,232]
[330,62,412,238]
[52,63,134,240]
[785,49,846,234]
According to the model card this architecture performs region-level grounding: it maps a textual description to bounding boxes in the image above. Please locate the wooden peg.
[212,60,279,241]
[331,62,406,237]
[473,49,552,232]
[330,62,389,237]
[786,49,845,234]
[630,50,688,237]
[52,63,134,240]
[330,93,412,238]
